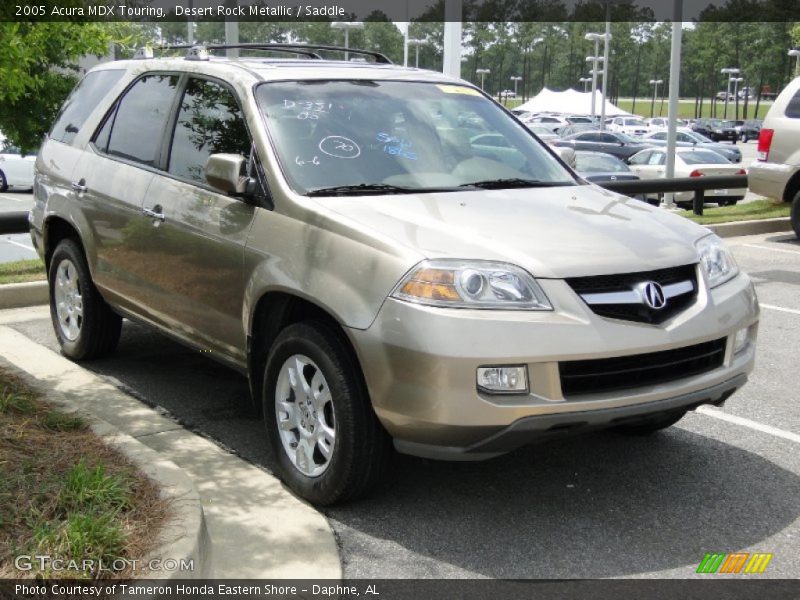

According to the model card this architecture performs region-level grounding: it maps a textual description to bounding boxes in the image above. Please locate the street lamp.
[476,68,490,90]
[730,76,744,119]
[330,22,364,61]
[407,39,427,68]
[585,31,611,124]
[720,67,740,120]
[579,76,592,92]
[585,55,605,118]
[649,79,663,118]
[789,49,800,77]
[510,76,522,98]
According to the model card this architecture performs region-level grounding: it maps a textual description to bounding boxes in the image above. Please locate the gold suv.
[31,45,759,504]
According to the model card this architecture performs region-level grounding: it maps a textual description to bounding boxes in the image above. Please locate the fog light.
[477,366,529,394]
[733,327,750,354]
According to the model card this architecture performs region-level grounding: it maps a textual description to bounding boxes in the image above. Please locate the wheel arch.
[246,291,366,412]
[782,169,800,203]
[43,216,83,271]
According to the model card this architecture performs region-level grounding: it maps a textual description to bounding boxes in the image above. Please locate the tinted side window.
[579,133,601,142]
[599,134,618,143]
[106,74,180,166]
[50,70,125,145]
[168,78,251,184]
[785,88,800,118]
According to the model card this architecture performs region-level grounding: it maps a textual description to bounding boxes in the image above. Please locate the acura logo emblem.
[639,281,667,310]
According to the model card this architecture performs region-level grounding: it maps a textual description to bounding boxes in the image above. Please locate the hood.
[322,184,709,279]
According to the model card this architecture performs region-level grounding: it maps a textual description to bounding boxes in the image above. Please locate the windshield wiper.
[306,183,419,197]
[458,178,574,190]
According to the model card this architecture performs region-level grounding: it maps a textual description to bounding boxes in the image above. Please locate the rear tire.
[791,190,800,240]
[612,410,687,436]
[48,239,121,360]
[0,170,7,192]
[263,320,391,505]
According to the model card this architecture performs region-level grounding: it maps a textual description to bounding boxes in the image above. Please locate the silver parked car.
[31,45,759,505]
[748,76,800,238]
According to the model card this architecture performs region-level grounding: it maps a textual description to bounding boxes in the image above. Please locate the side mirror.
[206,153,248,195]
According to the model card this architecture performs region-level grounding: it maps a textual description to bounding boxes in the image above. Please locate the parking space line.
[742,244,800,256]
[3,239,36,252]
[761,303,800,316]
[697,406,800,444]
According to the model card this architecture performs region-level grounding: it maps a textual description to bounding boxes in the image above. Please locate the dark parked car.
[551,130,655,160]
[574,151,640,184]
[640,130,742,163]
[692,118,738,143]
[739,119,762,142]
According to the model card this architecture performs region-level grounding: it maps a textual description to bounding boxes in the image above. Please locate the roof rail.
[155,43,392,64]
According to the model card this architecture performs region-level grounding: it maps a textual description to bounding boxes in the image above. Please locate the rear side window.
[785,88,800,118]
[99,74,180,166]
[168,77,251,184]
[49,69,125,145]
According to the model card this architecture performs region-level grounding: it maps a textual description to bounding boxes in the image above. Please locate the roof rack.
[152,43,392,64]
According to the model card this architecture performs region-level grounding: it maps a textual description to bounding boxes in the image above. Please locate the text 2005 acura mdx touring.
[32,45,759,505]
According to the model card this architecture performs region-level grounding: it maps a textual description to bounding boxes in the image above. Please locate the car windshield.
[623,118,645,126]
[616,133,639,143]
[707,119,725,127]
[679,150,729,165]
[575,153,629,173]
[688,132,713,143]
[255,80,575,195]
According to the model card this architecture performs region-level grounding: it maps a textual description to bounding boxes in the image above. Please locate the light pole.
[585,32,602,118]
[579,76,592,92]
[649,79,663,118]
[720,67,739,120]
[331,22,364,61]
[586,31,611,127]
[407,39,427,68]
[789,49,800,77]
[510,76,522,98]
[730,76,744,119]
[476,68,490,90]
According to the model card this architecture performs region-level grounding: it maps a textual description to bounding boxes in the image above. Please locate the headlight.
[696,234,739,288]
[391,260,552,310]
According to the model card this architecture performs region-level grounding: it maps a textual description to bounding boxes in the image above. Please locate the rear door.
[134,75,259,362]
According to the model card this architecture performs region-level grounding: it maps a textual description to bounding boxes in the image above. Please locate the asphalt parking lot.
[8,229,799,579]
[0,190,36,263]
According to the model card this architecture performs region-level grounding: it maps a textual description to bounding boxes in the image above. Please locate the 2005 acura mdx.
[31,45,759,505]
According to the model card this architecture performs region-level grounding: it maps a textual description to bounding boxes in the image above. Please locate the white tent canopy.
[515,87,629,117]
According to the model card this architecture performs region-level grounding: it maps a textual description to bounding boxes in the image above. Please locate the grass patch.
[681,199,790,225]
[615,99,771,120]
[0,370,168,579]
[0,258,46,284]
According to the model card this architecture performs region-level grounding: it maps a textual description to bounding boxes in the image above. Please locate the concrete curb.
[0,354,212,581]
[707,217,792,238]
[0,280,48,309]
[0,321,342,579]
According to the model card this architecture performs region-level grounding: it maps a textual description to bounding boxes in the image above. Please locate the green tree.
[0,23,141,152]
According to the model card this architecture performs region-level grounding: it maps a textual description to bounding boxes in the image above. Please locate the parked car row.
[0,138,36,191]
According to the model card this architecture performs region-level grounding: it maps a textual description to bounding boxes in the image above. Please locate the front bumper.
[349,271,758,460]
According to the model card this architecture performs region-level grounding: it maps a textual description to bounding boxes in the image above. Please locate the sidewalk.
[0,306,341,579]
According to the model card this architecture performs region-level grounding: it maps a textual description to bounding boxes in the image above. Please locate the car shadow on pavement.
[12,318,800,579]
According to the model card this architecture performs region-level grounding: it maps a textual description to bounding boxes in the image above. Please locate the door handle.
[70,179,87,193]
[143,205,165,222]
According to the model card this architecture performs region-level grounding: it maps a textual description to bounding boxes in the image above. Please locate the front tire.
[48,239,121,360]
[0,170,8,192]
[263,320,391,505]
